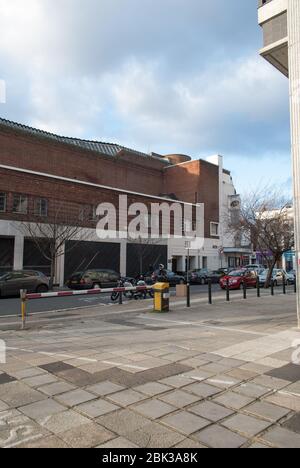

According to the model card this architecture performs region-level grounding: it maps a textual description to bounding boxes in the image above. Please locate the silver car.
[0,270,49,298]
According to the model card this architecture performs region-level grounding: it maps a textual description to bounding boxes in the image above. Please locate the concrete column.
[120,240,127,276]
[288,0,300,327]
[13,235,24,270]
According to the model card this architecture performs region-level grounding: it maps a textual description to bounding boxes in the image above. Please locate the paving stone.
[226,368,258,381]
[214,392,254,410]
[134,382,171,396]
[284,381,300,394]
[139,363,193,382]
[126,422,185,448]
[248,442,271,449]
[218,358,246,368]
[162,411,210,435]
[282,413,300,434]
[244,401,291,422]
[97,409,149,436]
[175,439,207,449]
[159,390,200,408]
[201,363,232,375]
[17,435,70,448]
[183,369,214,381]
[206,375,241,389]
[56,389,96,407]
[260,427,300,448]
[59,422,114,448]
[86,381,125,396]
[0,400,9,412]
[233,383,271,399]
[159,375,194,388]
[22,374,58,388]
[55,368,98,386]
[38,381,76,396]
[19,399,66,420]
[133,399,176,419]
[0,382,47,407]
[0,413,49,448]
[40,362,75,374]
[13,368,48,380]
[240,363,272,375]
[107,389,147,407]
[250,375,290,391]
[184,382,221,399]
[266,364,300,383]
[189,401,234,422]
[264,392,300,412]
[195,425,247,448]
[0,373,16,385]
[97,437,139,448]
[75,399,119,418]
[39,410,91,434]
[222,413,271,437]
[94,367,148,387]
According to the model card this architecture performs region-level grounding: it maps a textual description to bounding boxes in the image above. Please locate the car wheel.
[36,284,48,294]
[93,283,101,289]
[179,279,185,285]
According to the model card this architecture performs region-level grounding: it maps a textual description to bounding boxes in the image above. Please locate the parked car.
[259,268,293,287]
[220,270,258,290]
[151,269,185,286]
[66,269,120,290]
[0,270,49,298]
[190,269,209,285]
[245,264,265,270]
[207,270,227,284]
[286,270,296,284]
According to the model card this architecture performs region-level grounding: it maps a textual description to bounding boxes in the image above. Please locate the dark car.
[220,270,257,290]
[151,269,185,286]
[190,269,209,285]
[66,269,120,290]
[0,270,49,298]
[206,270,227,284]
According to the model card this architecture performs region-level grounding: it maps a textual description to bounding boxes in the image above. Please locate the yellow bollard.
[20,290,27,330]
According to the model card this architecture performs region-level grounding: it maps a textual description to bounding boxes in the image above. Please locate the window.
[34,198,48,217]
[79,205,97,221]
[13,194,28,214]
[0,193,7,212]
[210,222,219,237]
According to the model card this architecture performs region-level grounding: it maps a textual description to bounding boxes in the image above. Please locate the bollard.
[256,277,260,298]
[243,280,247,300]
[295,279,297,294]
[119,290,123,305]
[187,283,191,308]
[208,279,212,305]
[226,278,230,302]
[20,289,27,330]
[271,279,275,296]
[283,279,286,295]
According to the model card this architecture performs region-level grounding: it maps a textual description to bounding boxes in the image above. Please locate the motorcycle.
[133,277,154,300]
[111,277,136,302]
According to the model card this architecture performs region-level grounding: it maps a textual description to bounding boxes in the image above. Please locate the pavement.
[0,290,300,448]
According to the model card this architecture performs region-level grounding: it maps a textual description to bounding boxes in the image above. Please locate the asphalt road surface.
[0,283,293,318]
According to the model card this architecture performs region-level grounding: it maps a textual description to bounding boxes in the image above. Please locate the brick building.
[0,117,248,285]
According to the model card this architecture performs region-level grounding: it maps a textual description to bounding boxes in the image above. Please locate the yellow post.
[20,290,27,330]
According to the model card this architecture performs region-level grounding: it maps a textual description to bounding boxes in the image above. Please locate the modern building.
[0,117,241,285]
[258,0,300,325]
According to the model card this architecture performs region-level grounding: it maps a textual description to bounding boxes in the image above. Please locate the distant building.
[0,117,242,284]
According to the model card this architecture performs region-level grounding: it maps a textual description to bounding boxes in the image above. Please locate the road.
[0,283,294,318]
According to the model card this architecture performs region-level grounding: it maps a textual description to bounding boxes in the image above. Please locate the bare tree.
[229,188,294,287]
[127,235,163,277]
[17,203,91,289]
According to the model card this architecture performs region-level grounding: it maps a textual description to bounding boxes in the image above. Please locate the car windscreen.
[228,271,244,277]
[70,272,83,280]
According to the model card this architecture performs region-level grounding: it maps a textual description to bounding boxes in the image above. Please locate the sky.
[0,0,292,195]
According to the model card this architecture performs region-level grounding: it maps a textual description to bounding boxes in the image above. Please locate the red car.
[220,270,257,290]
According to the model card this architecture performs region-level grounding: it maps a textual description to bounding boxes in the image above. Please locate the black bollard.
[208,279,212,305]
[257,277,260,298]
[226,278,230,302]
[271,279,274,296]
[283,279,286,295]
[119,290,123,305]
[243,280,247,300]
[187,283,191,308]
